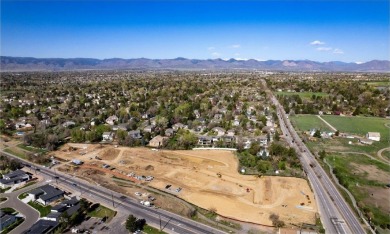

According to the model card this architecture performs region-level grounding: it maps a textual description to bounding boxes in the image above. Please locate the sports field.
[290,115,332,132]
[321,116,389,141]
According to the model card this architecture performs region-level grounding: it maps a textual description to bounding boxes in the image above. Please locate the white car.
[134,192,141,196]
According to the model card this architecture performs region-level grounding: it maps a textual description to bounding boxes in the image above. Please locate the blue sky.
[1,0,389,62]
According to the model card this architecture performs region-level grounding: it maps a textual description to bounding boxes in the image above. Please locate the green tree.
[126,215,138,232]
[313,129,321,138]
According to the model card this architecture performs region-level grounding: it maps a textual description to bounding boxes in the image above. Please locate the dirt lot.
[53,144,317,226]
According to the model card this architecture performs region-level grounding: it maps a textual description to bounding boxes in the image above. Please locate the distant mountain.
[1,56,389,72]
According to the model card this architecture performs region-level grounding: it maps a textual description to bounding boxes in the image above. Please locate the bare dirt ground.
[351,163,389,184]
[53,143,317,226]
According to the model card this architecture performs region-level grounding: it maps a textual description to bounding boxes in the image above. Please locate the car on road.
[120,195,127,200]
[72,183,77,186]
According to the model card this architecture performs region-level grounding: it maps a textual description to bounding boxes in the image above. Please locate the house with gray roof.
[0,211,16,231]
[0,169,32,189]
[24,219,59,234]
[28,184,64,205]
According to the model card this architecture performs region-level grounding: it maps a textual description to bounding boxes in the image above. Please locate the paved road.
[1,150,227,234]
[0,181,44,234]
[263,79,368,234]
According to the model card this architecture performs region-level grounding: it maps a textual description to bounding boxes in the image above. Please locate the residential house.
[25,219,59,234]
[44,197,80,222]
[198,136,212,146]
[194,110,201,118]
[195,117,206,125]
[222,135,235,144]
[149,117,157,126]
[0,169,32,189]
[102,132,114,141]
[232,119,240,127]
[149,135,168,148]
[105,115,118,125]
[128,130,142,139]
[366,132,380,141]
[257,149,270,158]
[62,121,76,128]
[211,127,226,136]
[257,135,268,146]
[227,129,235,136]
[0,211,16,231]
[28,184,64,205]
[143,125,155,133]
[165,128,174,137]
[172,123,186,131]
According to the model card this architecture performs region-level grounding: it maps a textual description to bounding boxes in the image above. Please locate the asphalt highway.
[264,79,366,234]
[1,150,226,234]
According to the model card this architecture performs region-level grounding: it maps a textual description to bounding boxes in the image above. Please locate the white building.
[366,132,380,142]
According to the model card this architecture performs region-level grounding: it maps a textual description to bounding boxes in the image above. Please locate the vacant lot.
[326,153,390,229]
[54,144,317,226]
[321,116,389,141]
[290,115,332,132]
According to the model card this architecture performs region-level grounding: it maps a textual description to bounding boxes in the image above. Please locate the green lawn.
[290,115,333,132]
[87,204,116,222]
[18,193,28,200]
[27,201,52,217]
[143,225,167,234]
[276,91,329,99]
[1,207,16,214]
[0,187,11,194]
[17,144,47,154]
[365,81,389,87]
[3,148,27,159]
[325,153,390,229]
[321,116,389,141]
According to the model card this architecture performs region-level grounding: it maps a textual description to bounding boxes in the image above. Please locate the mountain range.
[1,56,389,72]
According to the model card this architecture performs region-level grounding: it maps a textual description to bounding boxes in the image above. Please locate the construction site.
[53,143,318,227]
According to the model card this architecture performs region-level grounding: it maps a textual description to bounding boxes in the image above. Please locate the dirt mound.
[145,165,154,171]
[101,148,120,160]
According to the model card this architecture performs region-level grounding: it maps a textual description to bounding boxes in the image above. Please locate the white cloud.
[207,47,215,51]
[355,61,363,64]
[317,47,332,51]
[333,48,344,54]
[310,40,325,45]
[211,52,221,57]
[230,44,241,48]
[234,58,248,61]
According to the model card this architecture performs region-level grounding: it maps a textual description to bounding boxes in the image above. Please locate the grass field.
[17,144,47,154]
[321,116,389,141]
[18,193,28,200]
[3,148,27,159]
[325,153,390,229]
[87,204,116,222]
[143,225,167,234]
[365,81,389,87]
[27,201,52,217]
[290,115,332,132]
[276,91,329,99]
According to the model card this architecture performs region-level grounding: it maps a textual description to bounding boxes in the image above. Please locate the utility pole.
[159,214,161,231]
[111,192,114,207]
